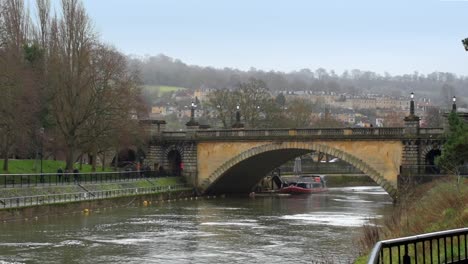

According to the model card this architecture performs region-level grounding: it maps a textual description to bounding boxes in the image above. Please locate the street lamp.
[452,96,457,112]
[410,92,415,116]
[191,101,196,120]
[185,100,199,127]
[232,104,244,128]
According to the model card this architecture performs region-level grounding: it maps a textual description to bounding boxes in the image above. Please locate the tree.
[440,84,455,107]
[275,93,286,107]
[436,112,468,179]
[207,78,275,128]
[0,0,41,171]
[422,107,443,128]
[284,98,313,128]
[79,45,142,171]
[237,78,271,127]
[42,0,141,171]
[207,89,237,128]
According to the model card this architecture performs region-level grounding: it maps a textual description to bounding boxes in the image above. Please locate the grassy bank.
[0,159,113,174]
[355,177,468,263]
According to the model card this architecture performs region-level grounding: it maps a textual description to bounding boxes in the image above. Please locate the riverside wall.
[0,189,193,222]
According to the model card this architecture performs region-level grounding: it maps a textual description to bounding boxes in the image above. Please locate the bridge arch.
[200,142,398,199]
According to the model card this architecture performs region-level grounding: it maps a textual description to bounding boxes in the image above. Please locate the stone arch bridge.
[145,126,444,200]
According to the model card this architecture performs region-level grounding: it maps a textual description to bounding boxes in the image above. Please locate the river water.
[0,186,393,264]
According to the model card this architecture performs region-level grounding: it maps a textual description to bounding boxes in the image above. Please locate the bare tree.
[0,0,40,171]
[41,0,142,171]
[285,98,314,128]
[207,89,237,128]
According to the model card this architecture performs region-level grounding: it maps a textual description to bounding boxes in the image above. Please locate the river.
[0,186,393,264]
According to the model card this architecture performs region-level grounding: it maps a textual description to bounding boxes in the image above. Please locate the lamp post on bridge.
[232,104,244,129]
[452,96,457,112]
[404,92,420,135]
[185,101,199,129]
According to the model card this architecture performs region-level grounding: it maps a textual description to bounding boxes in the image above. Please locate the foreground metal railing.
[0,171,174,188]
[0,184,190,209]
[368,228,468,264]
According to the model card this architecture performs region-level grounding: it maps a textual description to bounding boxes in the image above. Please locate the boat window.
[312,183,321,188]
[297,183,307,188]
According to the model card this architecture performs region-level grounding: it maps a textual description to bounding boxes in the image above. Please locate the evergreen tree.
[436,112,468,175]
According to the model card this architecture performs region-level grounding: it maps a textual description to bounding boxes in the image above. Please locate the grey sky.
[72,1,468,75]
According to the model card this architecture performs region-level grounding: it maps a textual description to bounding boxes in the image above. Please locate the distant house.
[151,105,167,116]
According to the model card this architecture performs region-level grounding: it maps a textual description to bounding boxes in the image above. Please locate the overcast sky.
[73,0,468,75]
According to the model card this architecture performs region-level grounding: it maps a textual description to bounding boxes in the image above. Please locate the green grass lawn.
[0,159,114,174]
[143,85,186,94]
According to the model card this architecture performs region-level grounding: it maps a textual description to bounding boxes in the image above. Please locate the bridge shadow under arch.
[201,142,397,199]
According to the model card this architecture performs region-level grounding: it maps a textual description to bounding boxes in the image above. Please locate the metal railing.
[368,228,468,264]
[278,163,363,175]
[0,184,190,209]
[0,171,173,188]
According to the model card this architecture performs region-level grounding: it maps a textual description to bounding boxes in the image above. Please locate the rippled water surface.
[0,186,393,264]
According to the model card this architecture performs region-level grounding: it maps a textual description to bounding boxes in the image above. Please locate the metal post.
[39,127,44,183]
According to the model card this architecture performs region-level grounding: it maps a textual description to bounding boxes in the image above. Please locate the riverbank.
[0,177,193,222]
[325,175,376,187]
[355,177,468,263]
[280,174,376,187]
[0,177,184,198]
[0,189,193,222]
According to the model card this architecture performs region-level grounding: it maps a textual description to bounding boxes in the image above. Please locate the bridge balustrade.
[161,131,187,137]
[264,129,289,136]
[368,227,468,264]
[419,127,445,135]
[160,127,423,140]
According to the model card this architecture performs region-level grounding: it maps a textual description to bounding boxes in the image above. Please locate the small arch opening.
[167,150,182,176]
[425,149,441,174]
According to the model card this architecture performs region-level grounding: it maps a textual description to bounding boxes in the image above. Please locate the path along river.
[0,186,393,264]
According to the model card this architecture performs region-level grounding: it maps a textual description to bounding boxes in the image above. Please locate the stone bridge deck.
[155,127,444,141]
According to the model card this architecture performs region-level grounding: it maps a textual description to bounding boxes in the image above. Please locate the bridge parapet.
[156,127,444,141]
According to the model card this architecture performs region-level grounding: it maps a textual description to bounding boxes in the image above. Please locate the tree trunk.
[3,155,8,172]
[101,151,106,171]
[91,148,97,172]
[114,146,119,170]
[65,146,74,171]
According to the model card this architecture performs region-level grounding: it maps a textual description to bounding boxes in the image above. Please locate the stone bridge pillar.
[402,92,421,174]
[146,139,198,186]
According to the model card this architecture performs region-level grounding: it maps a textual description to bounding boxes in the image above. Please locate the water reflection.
[0,186,392,264]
